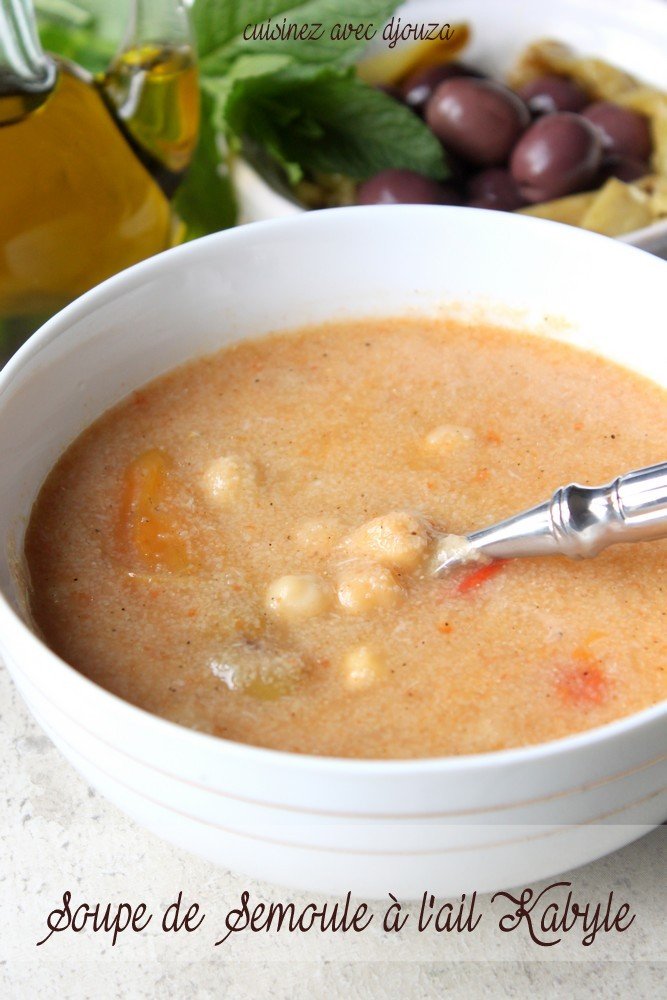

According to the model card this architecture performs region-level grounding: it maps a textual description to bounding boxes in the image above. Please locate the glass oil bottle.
[0,0,199,360]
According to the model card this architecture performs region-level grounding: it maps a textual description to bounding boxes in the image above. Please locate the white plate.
[233,0,667,258]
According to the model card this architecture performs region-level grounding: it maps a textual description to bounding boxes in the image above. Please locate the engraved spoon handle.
[456,461,667,567]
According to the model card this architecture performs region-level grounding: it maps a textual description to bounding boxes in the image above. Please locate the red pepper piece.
[456,558,508,595]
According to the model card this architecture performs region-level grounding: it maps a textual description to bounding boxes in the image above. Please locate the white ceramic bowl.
[0,207,666,899]
[234,0,667,258]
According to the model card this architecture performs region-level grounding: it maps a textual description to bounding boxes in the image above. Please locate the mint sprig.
[223,64,447,183]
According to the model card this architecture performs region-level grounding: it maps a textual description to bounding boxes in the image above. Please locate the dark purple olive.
[436,149,473,185]
[356,169,463,206]
[376,83,404,102]
[466,168,527,211]
[401,62,483,114]
[582,101,652,160]
[433,182,464,206]
[510,112,603,202]
[425,78,531,166]
[599,154,650,183]
[517,74,588,115]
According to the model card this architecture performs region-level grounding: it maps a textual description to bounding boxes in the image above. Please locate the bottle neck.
[121,0,191,53]
[101,0,197,192]
[0,0,53,93]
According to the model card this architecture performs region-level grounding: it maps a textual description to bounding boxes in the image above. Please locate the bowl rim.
[1,205,666,777]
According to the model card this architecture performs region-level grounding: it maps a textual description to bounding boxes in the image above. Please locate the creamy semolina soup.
[25,318,667,758]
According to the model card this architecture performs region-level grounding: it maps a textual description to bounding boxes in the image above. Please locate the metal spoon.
[432,461,667,575]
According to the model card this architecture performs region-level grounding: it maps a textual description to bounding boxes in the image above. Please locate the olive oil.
[0,66,52,124]
[0,0,198,360]
[0,60,178,318]
[103,43,199,193]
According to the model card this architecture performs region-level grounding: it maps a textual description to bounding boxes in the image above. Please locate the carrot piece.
[456,559,507,595]
[556,652,608,707]
[118,448,189,572]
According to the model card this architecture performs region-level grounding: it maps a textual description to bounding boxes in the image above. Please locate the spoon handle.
[467,461,667,562]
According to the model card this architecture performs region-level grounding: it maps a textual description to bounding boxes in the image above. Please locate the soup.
[24,318,667,758]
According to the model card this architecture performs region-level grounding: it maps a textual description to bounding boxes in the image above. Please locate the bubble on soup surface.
[266,573,332,621]
[209,639,305,699]
[341,646,386,691]
[423,424,475,452]
[201,454,258,506]
[336,561,403,614]
[344,511,429,571]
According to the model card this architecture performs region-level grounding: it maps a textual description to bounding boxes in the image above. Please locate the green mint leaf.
[35,0,95,28]
[173,90,237,239]
[204,60,307,184]
[37,19,116,73]
[58,0,129,40]
[36,0,127,73]
[202,53,293,125]
[224,65,449,182]
[194,0,396,74]
[37,0,129,40]
[193,0,294,57]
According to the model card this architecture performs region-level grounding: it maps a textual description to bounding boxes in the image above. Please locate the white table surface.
[1,659,665,999]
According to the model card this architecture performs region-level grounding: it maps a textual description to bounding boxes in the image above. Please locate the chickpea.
[266,574,331,621]
[342,646,385,691]
[294,518,340,554]
[345,510,428,571]
[201,454,258,507]
[336,561,403,614]
[423,424,474,453]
